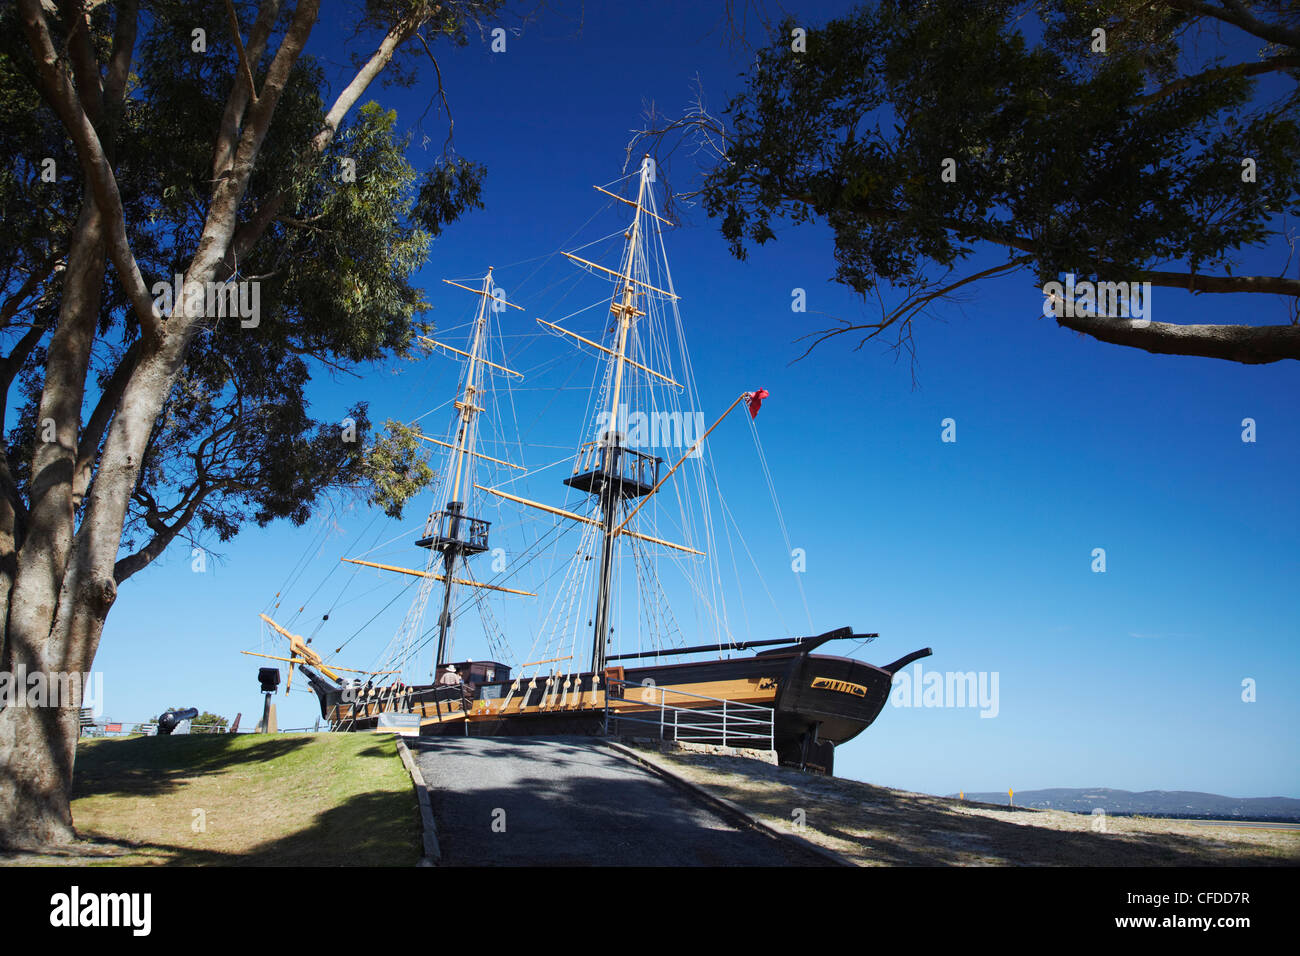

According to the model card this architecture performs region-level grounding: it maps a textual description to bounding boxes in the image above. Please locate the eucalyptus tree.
[694,0,1300,363]
[0,0,502,848]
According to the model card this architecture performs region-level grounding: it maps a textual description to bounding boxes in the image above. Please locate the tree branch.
[794,255,1035,362]
[1134,269,1300,296]
[0,255,62,333]
[211,0,280,182]
[73,338,141,504]
[113,482,211,584]
[99,0,139,153]
[966,228,1300,296]
[412,28,455,153]
[189,0,319,303]
[1055,311,1300,363]
[224,0,259,104]
[17,0,162,343]
[1137,54,1300,106]
[0,321,52,420]
[59,0,105,124]
[1162,0,1300,50]
[224,10,427,270]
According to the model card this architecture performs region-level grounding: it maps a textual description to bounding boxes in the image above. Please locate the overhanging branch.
[793,255,1035,362]
[17,0,163,343]
[1055,312,1300,363]
[1162,0,1300,51]
[1137,55,1300,106]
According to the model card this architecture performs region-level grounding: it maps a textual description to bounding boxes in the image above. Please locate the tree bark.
[0,191,107,847]
[0,698,85,847]
[1055,312,1300,363]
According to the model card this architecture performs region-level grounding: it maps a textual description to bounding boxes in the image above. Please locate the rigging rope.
[747,412,814,632]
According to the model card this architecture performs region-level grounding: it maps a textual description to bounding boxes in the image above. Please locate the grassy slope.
[628,746,1300,866]
[31,733,418,866]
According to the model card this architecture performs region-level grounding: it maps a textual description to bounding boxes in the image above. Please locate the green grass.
[53,733,419,866]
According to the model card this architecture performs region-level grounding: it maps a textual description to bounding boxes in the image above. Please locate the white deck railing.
[604,678,774,751]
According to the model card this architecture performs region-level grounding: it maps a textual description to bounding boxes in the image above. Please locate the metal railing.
[79,721,154,738]
[78,721,235,738]
[604,678,774,752]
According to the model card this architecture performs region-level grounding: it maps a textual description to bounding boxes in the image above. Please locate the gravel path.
[410,735,819,866]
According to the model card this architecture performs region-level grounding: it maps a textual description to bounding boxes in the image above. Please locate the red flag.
[747,388,769,419]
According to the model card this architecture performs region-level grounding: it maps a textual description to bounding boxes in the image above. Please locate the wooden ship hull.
[301,631,931,773]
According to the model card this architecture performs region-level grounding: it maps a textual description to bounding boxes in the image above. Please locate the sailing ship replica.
[249,157,931,774]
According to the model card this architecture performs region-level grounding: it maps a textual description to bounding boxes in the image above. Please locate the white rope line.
[748,412,813,632]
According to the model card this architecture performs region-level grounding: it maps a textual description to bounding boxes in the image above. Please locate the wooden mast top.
[448,269,494,506]
[601,159,652,464]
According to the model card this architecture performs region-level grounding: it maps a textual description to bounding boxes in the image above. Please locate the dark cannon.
[157,707,199,735]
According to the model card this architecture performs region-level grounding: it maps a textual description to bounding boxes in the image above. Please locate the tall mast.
[473,160,695,676]
[340,270,527,687]
[449,269,492,505]
[428,269,494,672]
[587,158,652,674]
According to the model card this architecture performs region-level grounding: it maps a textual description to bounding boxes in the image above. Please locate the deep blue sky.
[89,1,1298,799]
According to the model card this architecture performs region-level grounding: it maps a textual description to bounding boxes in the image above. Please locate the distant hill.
[952,788,1300,821]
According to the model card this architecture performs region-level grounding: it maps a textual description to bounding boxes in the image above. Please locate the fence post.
[722,700,728,747]
[659,687,665,741]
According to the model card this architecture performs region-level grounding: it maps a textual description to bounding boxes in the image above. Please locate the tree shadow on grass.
[72,735,316,799]
[17,788,420,867]
[87,785,416,868]
[2,735,418,865]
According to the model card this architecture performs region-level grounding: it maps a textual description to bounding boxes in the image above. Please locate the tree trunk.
[0,0,425,851]
[0,191,110,848]
[0,687,86,847]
